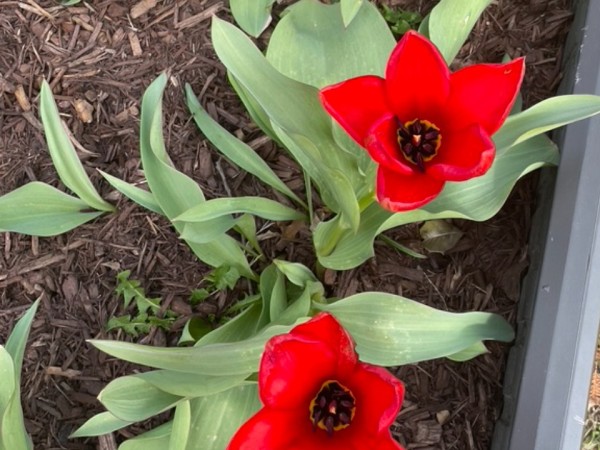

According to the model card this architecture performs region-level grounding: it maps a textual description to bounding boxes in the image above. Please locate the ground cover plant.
[0,0,584,446]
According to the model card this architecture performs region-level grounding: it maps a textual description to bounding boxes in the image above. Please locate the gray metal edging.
[493,0,600,448]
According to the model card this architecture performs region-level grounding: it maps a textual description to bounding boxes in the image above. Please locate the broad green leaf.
[341,0,364,27]
[98,376,181,422]
[174,197,304,224]
[1,394,32,450]
[0,347,15,416]
[196,302,263,346]
[228,74,280,143]
[272,260,317,287]
[234,214,261,254]
[276,282,314,326]
[139,74,253,278]
[494,95,600,149]
[272,126,360,232]
[260,264,287,327]
[5,300,39,380]
[317,293,513,365]
[0,302,38,450]
[119,421,173,450]
[185,85,302,205]
[90,323,305,376]
[212,18,363,215]
[426,0,492,64]
[168,400,190,450]
[0,183,103,236]
[229,0,275,37]
[70,411,133,438]
[99,170,164,215]
[184,384,261,450]
[39,80,114,212]
[447,341,489,362]
[266,0,394,88]
[134,370,251,398]
[316,133,559,269]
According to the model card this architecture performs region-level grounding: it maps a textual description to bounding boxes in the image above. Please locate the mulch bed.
[0,0,572,449]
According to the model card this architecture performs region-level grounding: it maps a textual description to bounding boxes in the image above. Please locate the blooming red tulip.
[320,30,525,212]
[227,313,405,450]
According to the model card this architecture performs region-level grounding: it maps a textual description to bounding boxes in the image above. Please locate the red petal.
[376,166,444,211]
[365,115,418,176]
[289,313,358,374]
[347,363,404,435]
[427,124,495,181]
[385,31,450,124]
[226,408,308,450]
[320,76,391,145]
[259,335,336,409]
[446,58,525,134]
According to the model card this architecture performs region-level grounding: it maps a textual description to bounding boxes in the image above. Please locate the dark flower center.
[309,380,356,436]
[397,119,442,172]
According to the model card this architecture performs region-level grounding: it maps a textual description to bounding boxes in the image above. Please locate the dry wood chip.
[127,31,143,57]
[14,84,31,111]
[175,2,222,29]
[45,366,82,378]
[130,0,157,19]
[73,98,94,123]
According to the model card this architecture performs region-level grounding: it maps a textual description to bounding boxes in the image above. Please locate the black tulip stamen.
[397,119,442,172]
[310,381,356,437]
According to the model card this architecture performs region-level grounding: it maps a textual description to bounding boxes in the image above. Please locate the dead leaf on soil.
[420,220,464,254]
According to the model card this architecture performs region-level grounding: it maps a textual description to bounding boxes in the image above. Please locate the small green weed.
[107,270,176,337]
[189,264,241,305]
[380,5,422,37]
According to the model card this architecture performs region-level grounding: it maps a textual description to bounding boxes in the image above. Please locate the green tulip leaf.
[0,347,15,416]
[272,260,318,287]
[5,300,40,380]
[174,197,304,224]
[211,17,363,225]
[446,341,490,362]
[260,264,287,328]
[0,183,103,236]
[98,170,164,215]
[425,0,493,64]
[195,303,263,347]
[168,400,191,450]
[119,421,173,450]
[39,81,114,212]
[494,94,600,149]
[70,411,133,438]
[139,74,253,278]
[229,0,275,37]
[133,370,251,398]
[317,293,513,365]
[90,323,305,376]
[316,133,559,269]
[98,376,181,422]
[183,384,261,450]
[266,0,394,88]
[340,0,365,27]
[185,85,303,205]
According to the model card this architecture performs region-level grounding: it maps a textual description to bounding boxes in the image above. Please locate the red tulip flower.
[320,31,525,212]
[227,313,405,450]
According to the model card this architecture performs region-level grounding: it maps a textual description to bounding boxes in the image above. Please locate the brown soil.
[0,0,571,449]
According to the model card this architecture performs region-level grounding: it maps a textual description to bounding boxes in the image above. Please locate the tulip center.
[309,380,356,436]
[397,119,442,172]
